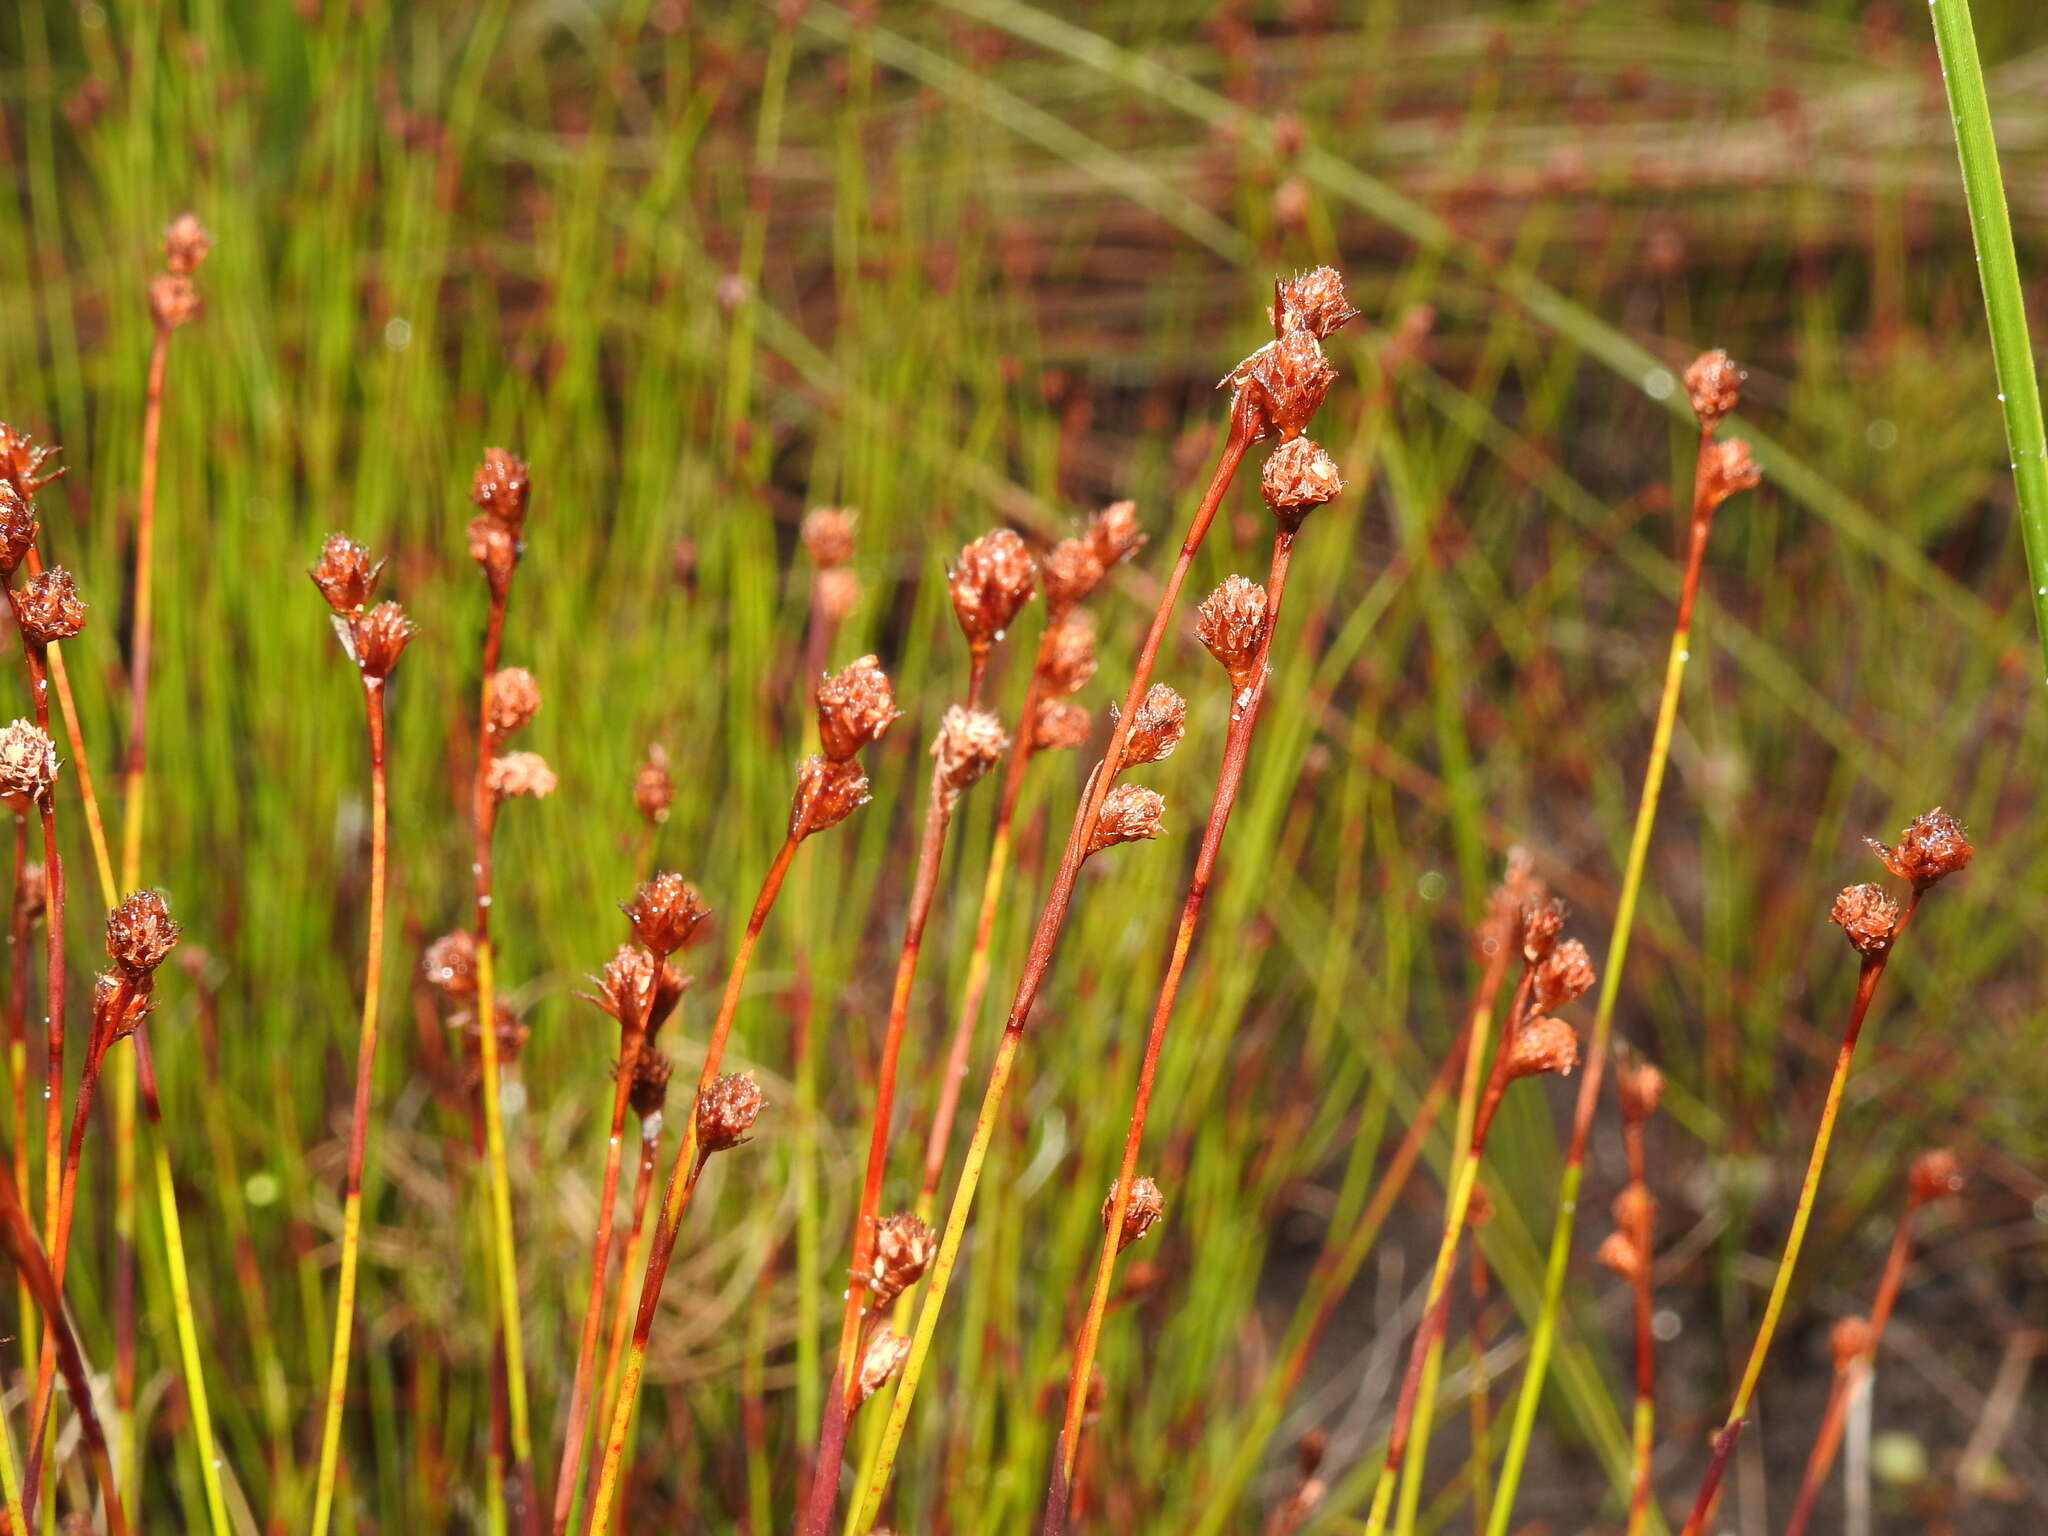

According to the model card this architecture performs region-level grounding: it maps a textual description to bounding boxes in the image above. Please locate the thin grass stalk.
[8,815,34,1381]
[1488,405,1746,1536]
[584,829,803,1535]
[851,400,1258,1533]
[310,677,391,1536]
[1467,1231,1493,1536]
[595,1124,662,1469]
[1041,531,1299,1532]
[1926,0,2048,672]
[1675,898,1919,1536]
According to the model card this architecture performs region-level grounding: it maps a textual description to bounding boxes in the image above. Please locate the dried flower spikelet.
[470,447,530,528]
[1611,1182,1656,1237]
[455,1004,530,1077]
[1087,784,1166,857]
[629,1049,673,1124]
[0,424,66,500]
[1615,1052,1665,1125]
[489,751,557,802]
[1866,807,1973,891]
[789,754,870,840]
[310,534,382,614]
[816,654,900,762]
[868,1213,938,1307]
[1118,683,1186,768]
[163,213,211,276]
[1828,1314,1875,1369]
[1104,1176,1165,1252]
[1505,1016,1580,1081]
[1032,700,1090,753]
[633,745,674,826]
[1037,610,1098,697]
[1595,1230,1646,1284]
[623,871,711,957]
[590,944,692,1036]
[1227,329,1336,441]
[815,566,860,625]
[1533,937,1596,1012]
[487,667,541,735]
[91,971,156,1041]
[1480,848,1539,957]
[1196,575,1270,686]
[948,528,1036,650]
[348,601,416,680]
[422,931,478,997]
[1521,898,1566,963]
[933,707,1008,805]
[1683,349,1743,429]
[1087,500,1146,570]
[1908,1148,1963,1204]
[1260,436,1343,530]
[0,720,59,812]
[107,889,181,976]
[149,273,200,329]
[467,514,520,598]
[15,567,86,644]
[1270,266,1359,340]
[0,484,40,576]
[853,1330,912,1410]
[1039,536,1106,616]
[1829,883,1901,959]
[696,1071,765,1153]
[1700,437,1762,511]
[801,506,856,569]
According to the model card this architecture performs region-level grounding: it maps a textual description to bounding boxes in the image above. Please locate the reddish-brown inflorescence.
[1532,938,1596,1012]
[1033,701,1091,753]
[1683,349,1744,429]
[346,602,416,682]
[487,668,541,735]
[1269,266,1361,340]
[627,1050,673,1122]
[0,484,38,575]
[932,708,1008,809]
[1865,807,1974,891]
[163,213,211,277]
[0,425,67,501]
[1908,1147,1963,1204]
[487,751,556,802]
[1104,1176,1164,1252]
[1040,538,1107,617]
[1504,1016,1581,1082]
[1085,785,1166,858]
[790,755,870,840]
[1086,499,1146,571]
[801,507,857,569]
[1038,611,1099,697]
[1196,575,1270,689]
[471,447,530,527]
[1118,684,1186,768]
[106,890,180,977]
[621,872,711,958]
[15,568,86,645]
[1259,436,1344,532]
[695,1072,766,1154]
[1699,439,1762,510]
[1830,883,1902,959]
[310,535,382,614]
[0,721,59,813]
[867,1214,938,1309]
[949,529,1037,655]
[854,1332,912,1410]
[423,931,479,998]
[816,655,901,763]
[589,945,691,1036]
[633,745,674,826]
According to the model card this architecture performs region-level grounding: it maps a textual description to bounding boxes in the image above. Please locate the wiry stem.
[8,815,34,1383]
[595,1123,663,1480]
[1623,1125,1657,1536]
[1042,531,1297,1533]
[311,677,391,1536]
[852,401,1257,1533]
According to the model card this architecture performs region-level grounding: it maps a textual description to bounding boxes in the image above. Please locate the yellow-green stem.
[149,1132,231,1535]
[475,938,533,1474]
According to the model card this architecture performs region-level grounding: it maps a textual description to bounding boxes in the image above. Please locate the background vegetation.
[0,0,2044,1530]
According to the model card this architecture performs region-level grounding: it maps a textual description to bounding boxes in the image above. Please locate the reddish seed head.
[422,931,477,997]
[1866,807,1973,891]
[1039,537,1106,617]
[696,1071,766,1154]
[107,890,180,975]
[853,1330,912,1410]
[801,507,856,569]
[347,601,416,681]
[1196,574,1270,687]
[628,1049,674,1123]
[1086,500,1146,570]
[948,528,1036,651]
[868,1213,938,1307]
[1521,898,1566,963]
[0,721,58,813]
[1611,1182,1656,1236]
[1615,1051,1665,1125]
[1505,1016,1580,1081]
[1269,266,1359,340]
[1596,1230,1646,1284]
[1032,699,1090,753]
[163,213,211,276]
[487,667,541,735]
[470,447,530,527]
[91,971,156,1041]
[1908,1148,1963,1204]
[1117,683,1186,769]
[310,534,382,614]
[1830,883,1902,959]
[1683,350,1743,429]
[1037,610,1098,697]
[621,872,711,957]
[488,751,557,802]
[15,862,45,924]
[1700,437,1762,510]
[816,654,900,762]
[0,424,66,501]
[1259,436,1344,530]
[633,745,674,826]
[1086,784,1165,858]
[1104,1176,1165,1252]
[1829,1314,1875,1369]
[789,754,870,840]
[149,273,200,329]
[15,567,86,645]
[1226,329,1336,442]
[0,485,39,577]
[457,1004,529,1079]
[932,707,1008,807]
[590,943,691,1035]
[1532,937,1596,1012]
[467,514,520,598]
[815,566,860,625]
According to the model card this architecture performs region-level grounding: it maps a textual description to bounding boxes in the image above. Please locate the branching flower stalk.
[1488,352,1762,1536]
[852,268,1357,1533]
[797,538,1025,1536]
[1040,435,1347,1535]
[1677,810,1972,1536]
[308,537,413,1536]
[1781,1149,1960,1536]
[584,655,898,1536]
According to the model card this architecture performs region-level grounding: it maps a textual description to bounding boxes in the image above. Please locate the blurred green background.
[1,0,2045,1531]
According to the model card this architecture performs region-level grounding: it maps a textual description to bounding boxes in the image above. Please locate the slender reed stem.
[8,815,34,1378]
[585,830,802,1535]
[1623,1126,1657,1536]
[1926,0,2048,672]
[595,1124,662,1465]
[311,678,391,1536]
[1676,897,1918,1536]
[1041,531,1297,1533]
[851,403,1257,1533]
[1489,423,1726,1536]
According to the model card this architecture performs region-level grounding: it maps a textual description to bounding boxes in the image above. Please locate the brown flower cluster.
[15,567,86,645]
[310,534,383,614]
[1225,268,1354,442]
[949,529,1036,653]
[1683,349,1743,429]
[1196,575,1270,690]
[794,654,900,840]
[1086,784,1166,858]
[866,1213,937,1308]
[468,447,529,599]
[1117,684,1186,769]
[0,423,66,502]
[622,872,711,957]
[1103,1176,1165,1252]
[1865,807,1973,891]
[932,707,1008,810]
[697,1071,766,1154]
